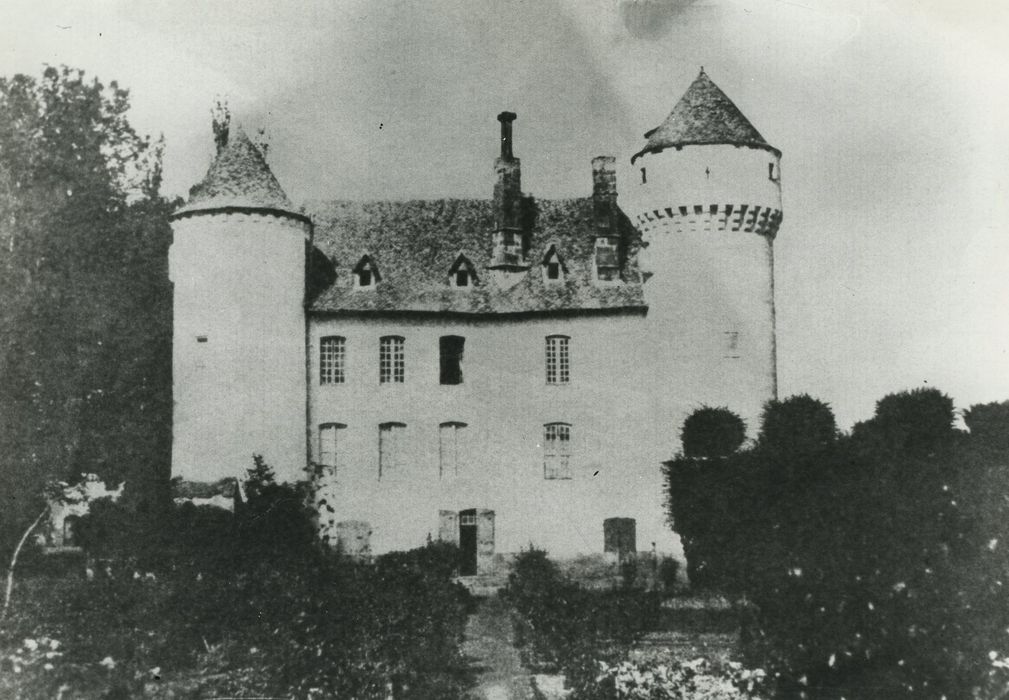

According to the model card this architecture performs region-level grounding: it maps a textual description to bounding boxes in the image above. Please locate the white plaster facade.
[169,211,310,484]
[168,72,784,565]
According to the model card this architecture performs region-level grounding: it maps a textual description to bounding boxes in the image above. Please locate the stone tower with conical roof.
[168,127,312,484]
[625,70,782,436]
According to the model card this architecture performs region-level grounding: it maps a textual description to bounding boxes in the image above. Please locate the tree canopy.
[0,66,176,549]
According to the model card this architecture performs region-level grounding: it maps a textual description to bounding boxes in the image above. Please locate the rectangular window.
[439,336,465,385]
[545,335,570,385]
[460,513,477,526]
[379,422,406,478]
[320,336,346,384]
[439,422,467,477]
[544,423,572,480]
[318,423,345,471]
[380,336,405,383]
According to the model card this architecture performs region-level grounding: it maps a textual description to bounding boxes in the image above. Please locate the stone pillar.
[438,510,460,546]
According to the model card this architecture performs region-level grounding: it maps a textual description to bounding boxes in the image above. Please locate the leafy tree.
[0,65,174,551]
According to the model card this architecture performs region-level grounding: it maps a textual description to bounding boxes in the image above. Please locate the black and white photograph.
[0,1,1007,697]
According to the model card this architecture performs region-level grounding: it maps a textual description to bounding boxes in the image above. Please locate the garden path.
[462,594,537,700]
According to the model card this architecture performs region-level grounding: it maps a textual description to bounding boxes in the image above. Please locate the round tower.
[625,69,782,440]
[168,127,311,484]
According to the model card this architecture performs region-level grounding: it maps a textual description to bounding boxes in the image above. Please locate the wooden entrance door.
[459,509,478,575]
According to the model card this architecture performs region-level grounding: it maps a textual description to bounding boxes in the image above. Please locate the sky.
[2,0,1007,429]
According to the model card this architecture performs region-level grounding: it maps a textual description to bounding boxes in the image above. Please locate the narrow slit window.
[640,167,647,184]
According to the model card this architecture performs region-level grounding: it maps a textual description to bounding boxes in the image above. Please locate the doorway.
[459,509,478,575]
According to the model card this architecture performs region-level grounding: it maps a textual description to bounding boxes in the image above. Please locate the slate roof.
[307,198,646,315]
[174,128,301,217]
[632,69,779,163]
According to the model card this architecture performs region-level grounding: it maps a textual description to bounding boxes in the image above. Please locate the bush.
[19,459,474,698]
[964,400,1009,451]
[505,547,660,674]
[856,386,957,454]
[571,657,769,700]
[757,394,837,455]
[681,406,746,458]
[665,388,1009,697]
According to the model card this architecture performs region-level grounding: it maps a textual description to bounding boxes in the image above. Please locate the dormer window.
[352,255,380,290]
[447,254,478,289]
[541,245,567,284]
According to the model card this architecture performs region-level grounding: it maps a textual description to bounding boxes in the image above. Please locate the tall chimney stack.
[592,156,617,201]
[498,111,517,161]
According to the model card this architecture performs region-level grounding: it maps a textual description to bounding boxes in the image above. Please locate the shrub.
[757,394,837,455]
[858,387,957,454]
[681,406,746,458]
[570,657,769,700]
[964,400,1009,451]
[666,388,1009,698]
[506,547,660,674]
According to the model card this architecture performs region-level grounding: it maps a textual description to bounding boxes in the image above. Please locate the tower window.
[317,422,347,472]
[440,335,465,385]
[545,335,570,385]
[543,422,572,480]
[439,421,467,478]
[320,336,346,384]
[379,336,405,383]
[379,422,407,478]
[640,167,647,184]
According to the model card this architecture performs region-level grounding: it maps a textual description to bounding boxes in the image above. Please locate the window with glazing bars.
[379,422,407,478]
[320,336,346,384]
[543,422,572,479]
[379,336,405,383]
[545,335,570,384]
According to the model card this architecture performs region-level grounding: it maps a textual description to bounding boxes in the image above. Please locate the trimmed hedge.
[666,389,1009,698]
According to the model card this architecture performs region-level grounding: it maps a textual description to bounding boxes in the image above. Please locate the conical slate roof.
[631,69,779,162]
[174,127,301,217]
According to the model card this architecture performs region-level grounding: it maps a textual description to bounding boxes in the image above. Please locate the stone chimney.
[494,112,522,232]
[592,156,621,282]
[489,111,531,284]
[592,156,617,202]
